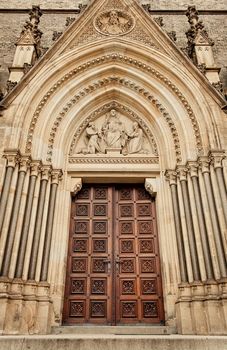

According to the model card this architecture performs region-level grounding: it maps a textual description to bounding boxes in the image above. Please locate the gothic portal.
[0,0,226,337]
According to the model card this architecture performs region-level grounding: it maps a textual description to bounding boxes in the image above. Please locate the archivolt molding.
[25,53,203,157]
[46,76,181,163]
[69,102,158,157]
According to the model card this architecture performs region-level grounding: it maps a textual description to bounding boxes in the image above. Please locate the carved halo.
[94,10,135,36]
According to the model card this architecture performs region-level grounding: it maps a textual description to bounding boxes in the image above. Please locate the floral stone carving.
[72,109,154,156]
[94,10,134,36]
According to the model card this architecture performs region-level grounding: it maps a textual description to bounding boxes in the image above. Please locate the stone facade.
[0,0,226,337]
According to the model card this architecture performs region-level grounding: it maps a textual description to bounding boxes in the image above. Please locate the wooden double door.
[63,185,164,325]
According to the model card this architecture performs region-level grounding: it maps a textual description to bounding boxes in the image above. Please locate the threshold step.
[51,325,174,335]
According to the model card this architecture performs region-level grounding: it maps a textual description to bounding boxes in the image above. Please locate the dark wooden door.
[63,185,164,325]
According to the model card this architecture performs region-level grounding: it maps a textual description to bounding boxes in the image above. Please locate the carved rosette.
[94,10,134,36]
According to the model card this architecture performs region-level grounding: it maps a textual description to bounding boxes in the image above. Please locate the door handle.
[103,259,111,271]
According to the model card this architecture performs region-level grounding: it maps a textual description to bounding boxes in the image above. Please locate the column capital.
[176,165,188,181]
[209,150,226,169]
[165,170,177,185]
[30,160,42,177]
[18,155,31,173]
[3,149,20,168]
[198,156,210,173]
[51,169,63,185]
[187,161,199,177]
[41,165,52,181]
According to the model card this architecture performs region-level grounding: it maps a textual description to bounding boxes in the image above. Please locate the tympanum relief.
[71,109,155,158]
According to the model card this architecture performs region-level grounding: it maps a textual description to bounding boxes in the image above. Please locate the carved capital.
[3,149,19,168]
[41,165,52,181]
[187,161,199,177]
[19,155,31,172]
[145,178,156,197]
[51,169,63,185]
[198,156,210,173]
[30,160,41,177]
[165,170,177,186]
[209,150,225,169]
[176,166,188,181]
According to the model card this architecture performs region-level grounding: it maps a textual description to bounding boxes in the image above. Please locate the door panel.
[63,185,164,325]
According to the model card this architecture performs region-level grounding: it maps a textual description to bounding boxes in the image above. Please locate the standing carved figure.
[127,122,144,154]
[84,122,100,154]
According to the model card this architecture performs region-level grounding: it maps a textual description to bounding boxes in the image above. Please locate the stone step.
[0,335,227,350]
[51,325,174,335]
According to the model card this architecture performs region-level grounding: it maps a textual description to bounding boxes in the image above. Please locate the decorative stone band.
[165,152,227,285]
[68,156,159,164]
[0,151,63,283]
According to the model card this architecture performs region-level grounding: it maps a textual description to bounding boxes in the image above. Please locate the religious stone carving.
[74,109,153,156]
[94,10,134,36]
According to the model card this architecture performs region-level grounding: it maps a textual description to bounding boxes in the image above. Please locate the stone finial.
[185,6,221,88]
[17,5,43,47]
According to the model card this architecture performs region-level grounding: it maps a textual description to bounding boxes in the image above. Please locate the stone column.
[0,150,18,234]
[187,161,214,280]
[40,169,62,282]
[28,165,51,281]
[177,166,200,282]
[165,170,188,282]
[1,155,30,277]
[210,150,227,223]
[199,157,227,278]
[15,161,41,278]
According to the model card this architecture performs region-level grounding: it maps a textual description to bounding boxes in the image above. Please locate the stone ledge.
[0,335,227,350]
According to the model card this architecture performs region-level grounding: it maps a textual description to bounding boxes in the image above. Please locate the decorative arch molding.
[45,76,181,163]
[24,53,204,158]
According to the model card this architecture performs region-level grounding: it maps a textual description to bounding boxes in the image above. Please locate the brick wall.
[0,0,226,92]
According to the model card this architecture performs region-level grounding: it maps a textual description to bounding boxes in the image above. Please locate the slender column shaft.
[216,168,227,223]
[177,166,201,282]
[15,161,40,278]
[203,172,226,277]
[191,176,214,279]
[170,184,188,282]
[210,151,227,223]
[28,166,51,280]
[1,169,26,276]
[0,166,14,234]
[40,183,58,281]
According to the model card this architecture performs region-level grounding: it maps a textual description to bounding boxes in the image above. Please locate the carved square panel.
[137,188,151,200]
[139,239,154,253]
[120,221,134,234]
[90,301,106,318]
[94,187,107,200]
[76,204,89,216]
[142,301,158,318]
[72,258,87,273]
[70,301,85,317]
[119,204,133,218]
[70,278,86,294]
[120,239,134,253]
[76,187,90,199]
[75,221,89,234]
[137,204,152,217]
[121,301,137,318]
[138,221,153,234]
[93,221,107,234]
[121,279,136,294]
[92,258,106,273]
[119,188,132,200]
[73,239,88,252]
[94,204,107,216]
[120,259,135,273]
[91,278,106,294]
[141,279,157,294]
[140,258,156,273]
[93,239,107,253]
